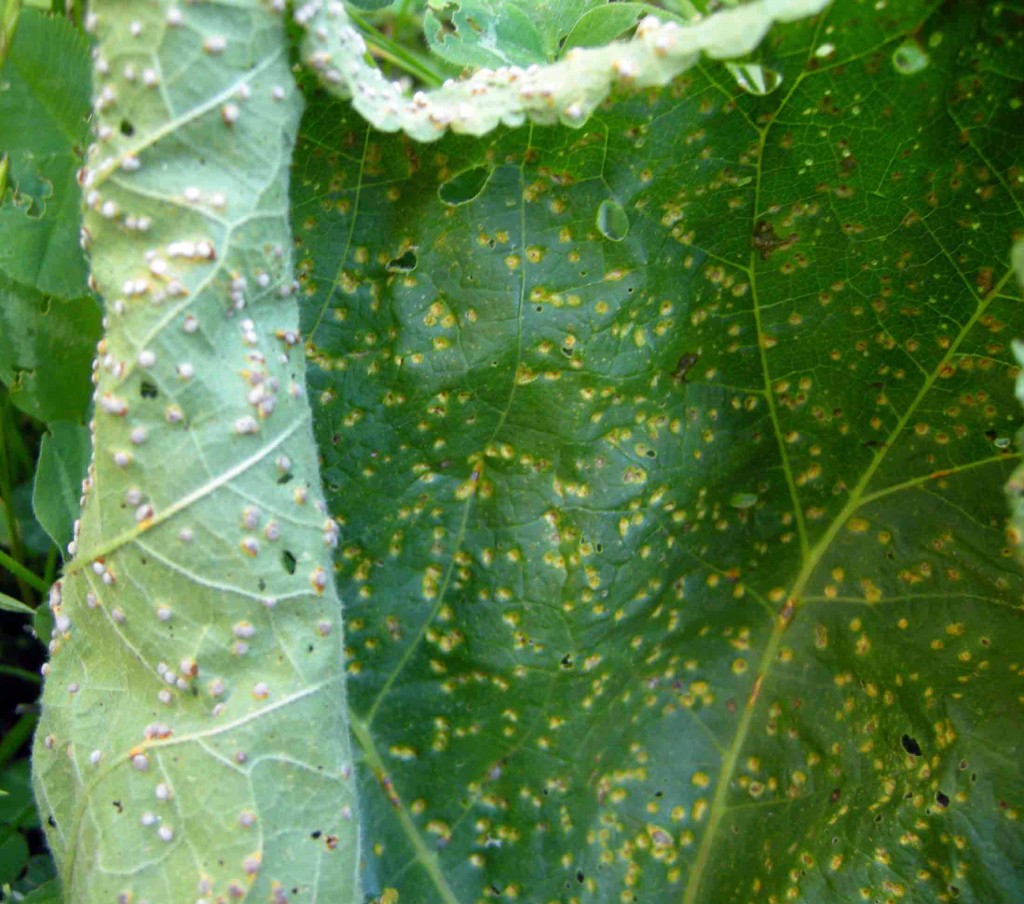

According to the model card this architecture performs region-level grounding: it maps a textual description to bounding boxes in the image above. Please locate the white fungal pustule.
[100,394,129,416]
[323,518,339,548]
[310,566,328,594]
[240,537,259,557]
[234,416,259,435]
[176,362,194,380]
[222,103,240,125]
[137,349,156,368]
[203,35,226,54]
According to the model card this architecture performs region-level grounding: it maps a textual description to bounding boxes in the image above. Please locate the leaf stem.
[0,548,48,594]
[0,392,33,601]
[347,7,445,88]
[0,710,37,770]
[0,664,41,685]
[43,542,58,585]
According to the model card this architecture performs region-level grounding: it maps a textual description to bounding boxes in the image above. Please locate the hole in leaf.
[140,380,158,399]
[282,550,297,575]
[935,791,950,808]
[901,734,923,756]
[596,198,629,242]
[387,249,418,272]
[439,165,492,206]
[120,119,135,136]
[892,40,929,75]
[725,62,783,95]
[276,470,293,485]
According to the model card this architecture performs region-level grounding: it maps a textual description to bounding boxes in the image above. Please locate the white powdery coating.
[296,0,832,141]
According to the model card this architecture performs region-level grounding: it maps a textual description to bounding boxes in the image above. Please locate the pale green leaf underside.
[32,3,360,902]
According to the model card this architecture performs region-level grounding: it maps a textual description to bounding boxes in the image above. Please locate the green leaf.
[293,0,1024,901]
[425,0,612,65]
[0,761,35,888]
[0,591,32,615]
[562,3,691,51]
[424,0,557,69]
[0,832,29,888]
[32,422,89,556]
[13,878,62,904]
[0,276,101,422]
[0,480,50,559]
[0,7,91,299]
[32,2,360,902]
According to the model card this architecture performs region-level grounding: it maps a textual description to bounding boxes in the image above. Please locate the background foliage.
[1,0,1022,902]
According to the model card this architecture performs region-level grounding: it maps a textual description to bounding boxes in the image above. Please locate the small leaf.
[0,591,33,615]
[32,421,90,556]
[0,832,30,887]
[563,3,690,50]
[15,879,63,904]
[0,8,92,299]
[425,1,548,69]
[0,277,101,422]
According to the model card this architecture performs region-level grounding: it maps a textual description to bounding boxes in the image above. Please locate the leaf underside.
[32,3,360,902]
[293,0,1024,901]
